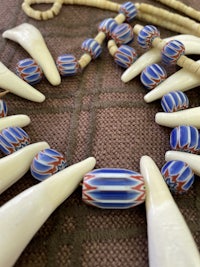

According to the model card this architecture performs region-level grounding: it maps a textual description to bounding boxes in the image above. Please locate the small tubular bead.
[114,45,138,68]
[140,64,167,90]
[108,40,118,56]
[161,91,189,113]
[137,25,160,49]
[0,127,30,155]
[119,2,137,22]
[81,38,102,59]
[114,13,126,24]
[56,54,80,76]
[94,32,106,45]
[16,58,43,85]
[170,125,200,154]
[98,18,118,37]
[111,23,134,45]
[0,99,8,118]
[161,160,194,194]
[78,54,92,69]
[162,40,185,65]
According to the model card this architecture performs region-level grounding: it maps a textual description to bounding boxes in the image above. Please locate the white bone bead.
[0,115,30,131]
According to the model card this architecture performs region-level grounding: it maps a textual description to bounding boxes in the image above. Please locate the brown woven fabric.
[0,0,200,266]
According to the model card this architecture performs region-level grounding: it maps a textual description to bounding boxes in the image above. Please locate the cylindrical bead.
[119,2,137,22]
[111,23,134,45]
[137,25,160,49]
[98,18,118,38]
[161,91,189,113]
[0,100,8,118]
[81,38,102,59]
[114,45,138,68]
[162,40,185,65]
[56,54,80,76]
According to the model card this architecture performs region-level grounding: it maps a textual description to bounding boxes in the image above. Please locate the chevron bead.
[140,64,167,90]
[161,91,189,113]
[114,45,137,68]
[0,99,8,118]
[56,54,79,76]
[16,58,43,85]
[119,2,137,22]
[111,23,134,45]
[81,38,102,59]
[170,125,200,153]
[30,148,67,181]
[98,18,118,37]
[137,25,160,49]
[162,40,185,65]
[161,160,194,194]
[0,127,30,155]
[82,168,145,209]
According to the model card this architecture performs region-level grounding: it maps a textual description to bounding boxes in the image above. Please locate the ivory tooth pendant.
[0,114,30,131]
[121,34,200,83]
[140,155,200,267]
[155,106,200,128]
[0,157,96,267]
[0,62,45,102]
[2,23,61,86]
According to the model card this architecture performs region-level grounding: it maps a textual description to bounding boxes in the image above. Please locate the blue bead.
[161,91,189,112]
[56,54,79,76]
[81,38,102,59]
[140,64,167,90]
[161,160,194,194]
[0,99,8,118]
[137,25,160,49]
[16,58,43,85]
[111,23,134,45]
[0,127,30,155]
[170,125,200,153]
[82,168,145,209]
[114,45,137,68]
[30,148,67,181]
[119,2,137,22]
[162,40,185,65]
[98,18,118,37]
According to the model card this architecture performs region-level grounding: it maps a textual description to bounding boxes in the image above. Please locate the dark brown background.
[0,0,200,266]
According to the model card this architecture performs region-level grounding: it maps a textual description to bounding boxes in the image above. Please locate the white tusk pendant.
[0,156,96,267]
[121,35,200,83]
[2,23,61,86]
[155,106,200,128]
[0,61,45,102]
[140,155,200,267]
[0,114,30,131]
[0,142,49,194]
[165,150,200,176]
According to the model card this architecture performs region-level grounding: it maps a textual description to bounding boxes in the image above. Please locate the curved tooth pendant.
[2,23,61,86]
[0,157,96,267]
[0,62,45,102]
[0,115,30,131]
[0,142,49,194]
[140,155,200,267]
[121,34,200,83]
[155,107,200,128]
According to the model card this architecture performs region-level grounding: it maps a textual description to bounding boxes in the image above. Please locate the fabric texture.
[0,0,200,266]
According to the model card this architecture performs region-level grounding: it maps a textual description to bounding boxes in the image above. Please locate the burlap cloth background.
[0,0,200,266]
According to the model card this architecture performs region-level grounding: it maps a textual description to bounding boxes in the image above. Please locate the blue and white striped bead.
[0,127,30,155]
[161,91,189,112]
[0,99,8,118]
[82,168,145,209]
[111,23,134,45]
[98,18,118,37]
[162,40,185,65]
[161,160,194,194]
[56,54,79,76]
[114,45,137,68]
[137,25,160,49]
[30,148,67,181]
[170,125,200,154]
[81,38,102,59]
[119,2,137,22]
[140,64,167,90]
[16,58,43,85]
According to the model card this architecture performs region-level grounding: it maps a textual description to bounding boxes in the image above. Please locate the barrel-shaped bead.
[162,40,185,65]
[119,2,137,22]
[114,45,137,68]
[82,168,145,209]
[56,54,79,76]
[16,58,43,85]
[98,18,118,37]
[81,38,102,59]
[140,64,167,90]
[170,125,200,153]
[161,91,189,112]
[137,25,160,49]
[0,99,8,118]
[161,160,194,194]
[111,23,134,45]
[30,148,67,181]
[0,127,30,155]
